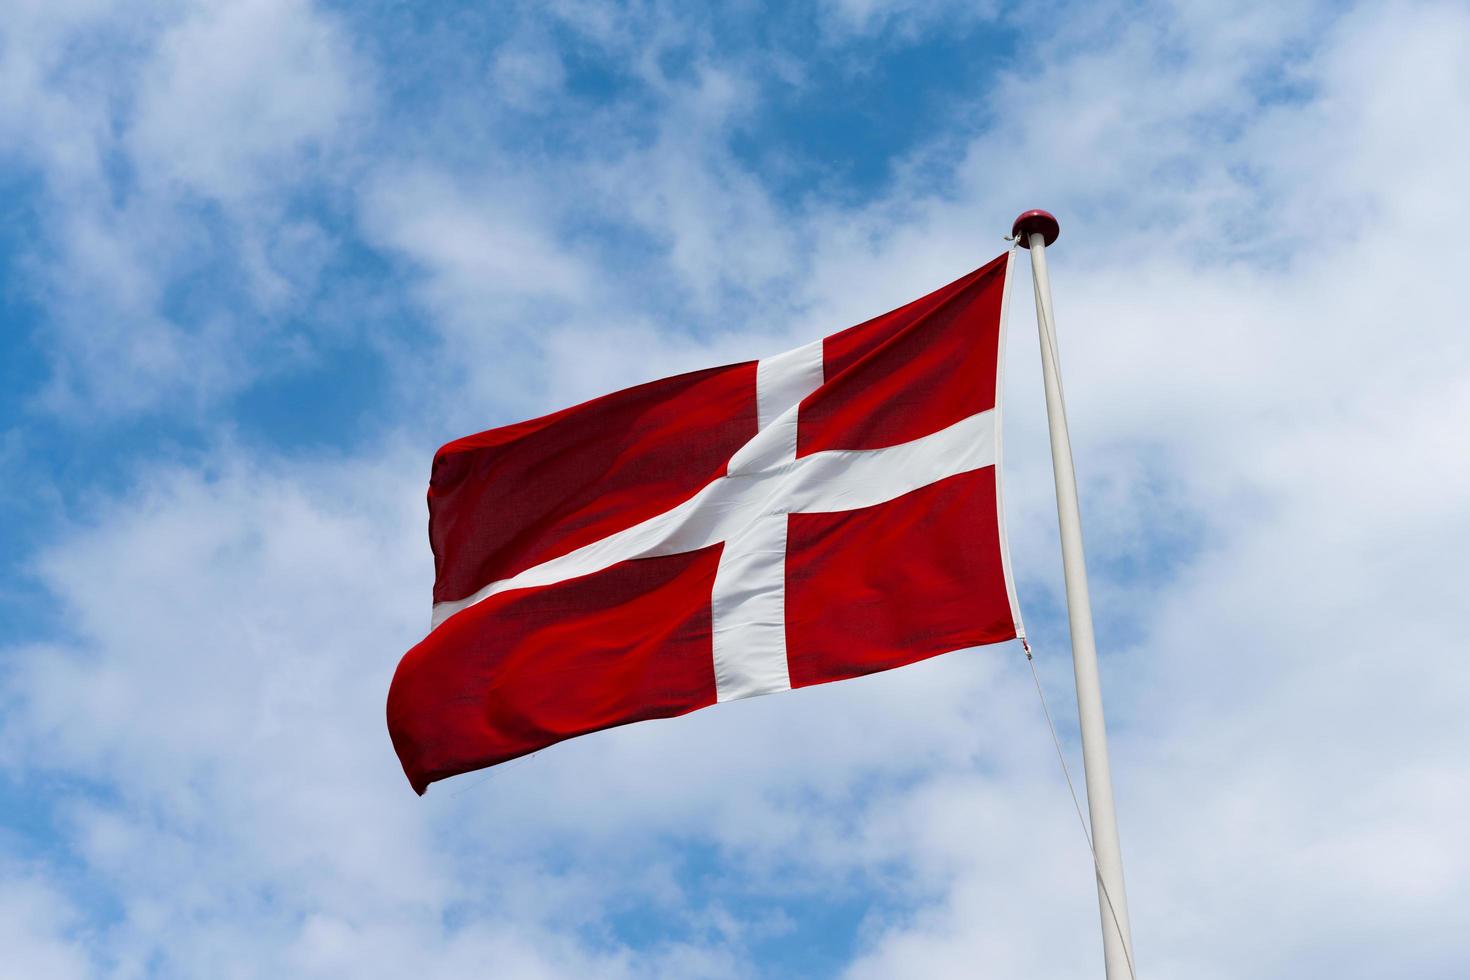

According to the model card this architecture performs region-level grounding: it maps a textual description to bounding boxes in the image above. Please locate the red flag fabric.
[388,251,1025,794]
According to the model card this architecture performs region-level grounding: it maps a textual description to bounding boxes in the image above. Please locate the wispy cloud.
[1,0,368,415]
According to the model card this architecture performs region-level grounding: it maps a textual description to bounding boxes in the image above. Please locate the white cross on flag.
[388,251,1026,794]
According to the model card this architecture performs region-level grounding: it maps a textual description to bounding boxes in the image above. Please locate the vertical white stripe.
[755,339,824,431]
[710,516,791,700]
[711,338,823,702]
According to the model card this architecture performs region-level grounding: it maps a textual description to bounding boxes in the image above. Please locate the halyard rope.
[1024,639,1138,980]
[448,751,541,797]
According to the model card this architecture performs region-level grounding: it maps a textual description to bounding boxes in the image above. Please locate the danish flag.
[388,251,1025,794]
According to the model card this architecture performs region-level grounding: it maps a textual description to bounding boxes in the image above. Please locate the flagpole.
[1013,210,1136,979]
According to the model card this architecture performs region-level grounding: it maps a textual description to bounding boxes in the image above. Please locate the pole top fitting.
[1012,209,1060,248]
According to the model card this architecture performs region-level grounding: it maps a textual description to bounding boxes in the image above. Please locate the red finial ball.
[1012,209,1060,248]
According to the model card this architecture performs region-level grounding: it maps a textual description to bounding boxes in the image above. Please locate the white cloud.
[0,869,93,980]
[492,37,567,109]
[0,0,366,415]
[361,166,592,320]
[127,0,364,205]
[817,0,1002,41]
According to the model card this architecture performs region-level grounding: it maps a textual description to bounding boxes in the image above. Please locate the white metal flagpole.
[1012,209,1137,979]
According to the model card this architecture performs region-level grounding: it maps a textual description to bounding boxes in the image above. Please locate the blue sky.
[3,1,1469,977]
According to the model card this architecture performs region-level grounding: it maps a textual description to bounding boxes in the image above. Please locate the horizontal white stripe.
[430,409,998,629]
